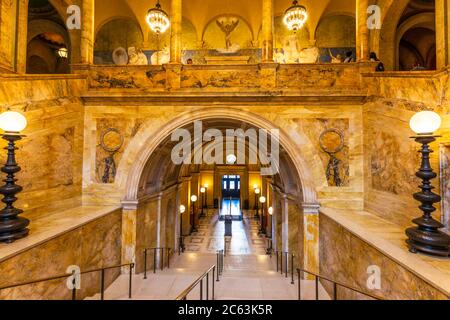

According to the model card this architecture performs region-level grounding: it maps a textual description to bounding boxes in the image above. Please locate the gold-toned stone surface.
[320,207,450,300]
[0,206,122,300]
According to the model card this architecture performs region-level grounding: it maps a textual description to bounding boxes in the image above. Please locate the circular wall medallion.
[100,128,124,153]
[319,129,344,154]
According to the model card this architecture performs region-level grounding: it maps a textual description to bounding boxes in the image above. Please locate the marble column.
[80,0,94,64]
[261,0,274,63]
[302,202,320,278]
[15,0,29,73]
[169,0,182,64]
[436,0,450,69]
[121,200,139,273]
[356,0,370,61]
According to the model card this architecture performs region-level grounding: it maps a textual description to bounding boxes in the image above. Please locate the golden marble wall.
[319,213,448,300]
[362,69,450,227]
[0,209,122,300]
[0,75,85,220]
[0,0,17,72]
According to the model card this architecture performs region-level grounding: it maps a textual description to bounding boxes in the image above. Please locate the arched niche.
[396,12,436,70]
[94,17,144,64]
[26,0,71,73]
[202,14,254,50]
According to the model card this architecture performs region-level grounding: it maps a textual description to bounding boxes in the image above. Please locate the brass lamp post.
[266,206,274,255]
[254,187,260,219]
[259,196,267,235]
[0,111,29,243]
[406,111,450,256]
[190,195,198,233]
[200,187,206,218]
[179,204,186,253]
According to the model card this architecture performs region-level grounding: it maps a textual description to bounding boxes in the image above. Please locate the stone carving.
[91,72,137,88]
[320,129,345,187]
[99,128,124,183]
[298,119,350,187]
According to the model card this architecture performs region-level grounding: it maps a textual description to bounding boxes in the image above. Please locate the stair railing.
[297,268,384,300]
[143,247,171,279]
[175,265,216,301]
[216,249,224,280]
[273,250,295,284]
[0,263,134,300]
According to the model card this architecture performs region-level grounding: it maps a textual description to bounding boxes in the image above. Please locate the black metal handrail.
[0,263,134,300]
[143,247,171,279]
[175,265,216,301]
[216,249,224,280]
[272,250,295,284]
[297,268,384,300]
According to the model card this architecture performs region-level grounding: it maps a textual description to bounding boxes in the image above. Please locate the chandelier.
[146,0,170,34]
[283,0,308,32]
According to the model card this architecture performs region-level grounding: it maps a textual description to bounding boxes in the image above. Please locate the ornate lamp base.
[406,134,450,257]
[406,217,450,257]
[0,134,29,243]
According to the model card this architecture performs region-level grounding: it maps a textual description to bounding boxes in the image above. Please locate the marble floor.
[87,208,329,300]
[184,207,267,255]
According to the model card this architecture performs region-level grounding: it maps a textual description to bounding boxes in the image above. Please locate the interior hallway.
[87,207,329,300]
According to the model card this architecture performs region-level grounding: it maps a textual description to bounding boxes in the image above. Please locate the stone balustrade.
[73,62,377,96]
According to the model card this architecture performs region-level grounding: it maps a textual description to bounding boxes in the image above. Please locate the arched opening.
[26,0,70,74]
[114,106,323,278]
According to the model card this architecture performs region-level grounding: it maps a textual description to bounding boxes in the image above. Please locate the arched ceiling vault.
[138,119,303,199]
[94,0,357,44]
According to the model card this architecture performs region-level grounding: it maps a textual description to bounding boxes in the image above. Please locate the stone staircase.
[85,252,329,300]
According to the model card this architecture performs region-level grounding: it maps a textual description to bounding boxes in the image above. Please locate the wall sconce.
[406,111,450,256]
[0,111,29,243]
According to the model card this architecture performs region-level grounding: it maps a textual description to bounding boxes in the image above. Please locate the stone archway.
[116,107,323,274]
[117,107,324,206]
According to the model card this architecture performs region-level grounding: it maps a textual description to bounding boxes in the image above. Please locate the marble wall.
[362,69,450,227]
[0,76,85,220]
[0,209,122,300]
[319,213,448,300]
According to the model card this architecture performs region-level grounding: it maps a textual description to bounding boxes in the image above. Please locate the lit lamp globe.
[191,195,197,202]
[268,207,274,215]
[226,154,237,164]
[179,205,186,214]
[200,187,206,193]
[255,188,261,195]
[0,111,27,133]
[409,111,441,135]
[259,196,266,204]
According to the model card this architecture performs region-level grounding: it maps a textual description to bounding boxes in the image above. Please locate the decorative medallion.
[319,128,345,187]
[100,128,124,183]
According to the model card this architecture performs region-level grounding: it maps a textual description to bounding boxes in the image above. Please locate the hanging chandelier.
[283,0,308,32]
[146,0,170,34]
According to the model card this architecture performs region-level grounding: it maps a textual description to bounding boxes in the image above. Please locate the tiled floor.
[88,208,329,300]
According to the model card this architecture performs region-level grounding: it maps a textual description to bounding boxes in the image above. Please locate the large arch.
[117,108,324,207]
[395,12,435,69]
